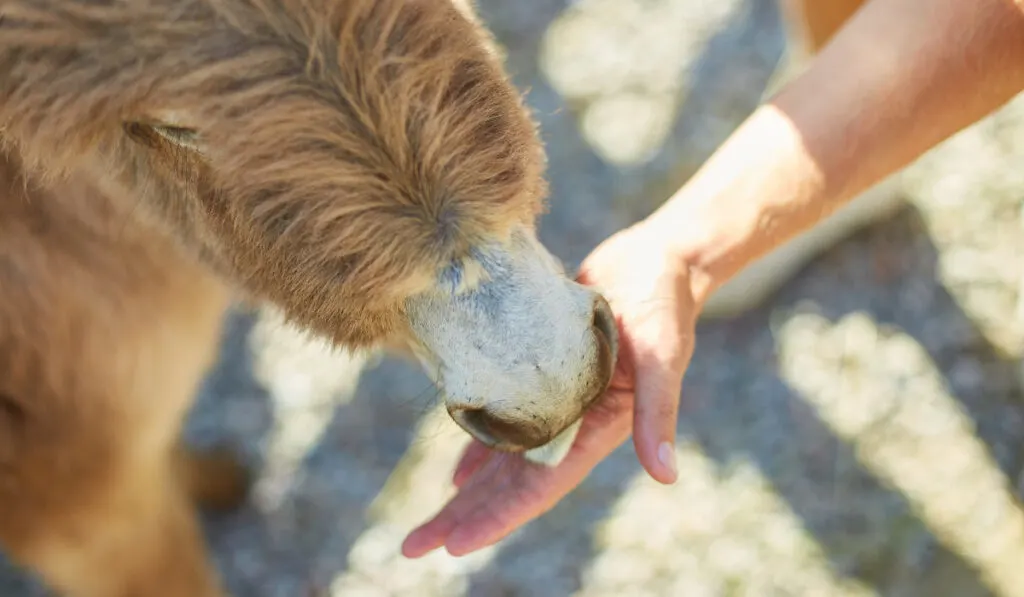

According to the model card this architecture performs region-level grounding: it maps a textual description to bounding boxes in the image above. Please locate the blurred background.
[6,0,1024,595]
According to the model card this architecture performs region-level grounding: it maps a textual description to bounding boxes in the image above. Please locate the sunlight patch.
[539,0,741,166]
[329,405,498,595]
[580,440,874,596]
[776,309,1024,595]
[248,305,373,509]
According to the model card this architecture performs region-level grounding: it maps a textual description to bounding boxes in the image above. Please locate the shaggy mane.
[0,0,549,343]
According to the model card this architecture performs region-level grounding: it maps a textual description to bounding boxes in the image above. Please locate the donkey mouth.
[448,405,554,452]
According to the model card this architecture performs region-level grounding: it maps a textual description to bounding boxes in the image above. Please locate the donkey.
[0,0,618,595]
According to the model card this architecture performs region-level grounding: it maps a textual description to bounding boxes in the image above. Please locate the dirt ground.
[3,0,1023,595]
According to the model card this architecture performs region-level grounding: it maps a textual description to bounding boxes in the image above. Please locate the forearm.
[651,0,1024,302]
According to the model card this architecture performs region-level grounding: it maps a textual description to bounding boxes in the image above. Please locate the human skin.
[402,0,1024,559]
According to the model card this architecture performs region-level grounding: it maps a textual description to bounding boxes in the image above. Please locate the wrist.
[641,105,827,307]
[633,213,723,310]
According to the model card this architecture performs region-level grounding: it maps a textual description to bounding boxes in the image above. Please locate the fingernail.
[658,442,677,480]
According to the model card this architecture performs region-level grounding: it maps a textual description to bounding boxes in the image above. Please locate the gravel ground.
[4,0,1024,595]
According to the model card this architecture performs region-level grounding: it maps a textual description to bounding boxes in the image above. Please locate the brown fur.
[0,0,550,595]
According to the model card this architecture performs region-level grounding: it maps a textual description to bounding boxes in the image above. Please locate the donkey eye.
[124,121,201,152]
[151,125,199,150]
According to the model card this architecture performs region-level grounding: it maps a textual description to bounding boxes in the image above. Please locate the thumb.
[630,340,691,484]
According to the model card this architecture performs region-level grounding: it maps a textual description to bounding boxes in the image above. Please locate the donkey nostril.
[592,294,619,358]
[588,293,619,401]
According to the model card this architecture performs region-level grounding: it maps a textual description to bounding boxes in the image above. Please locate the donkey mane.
[0,0,548,343]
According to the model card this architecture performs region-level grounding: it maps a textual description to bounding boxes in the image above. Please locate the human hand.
[401,219,706,558]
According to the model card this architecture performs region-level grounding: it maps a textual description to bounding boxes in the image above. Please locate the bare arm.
[399,0,1024,559]
[650,0,1024,301]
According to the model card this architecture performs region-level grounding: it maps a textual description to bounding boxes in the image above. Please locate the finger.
[401,483,482,558]
[446,404,634,555]
[403,392,635,559]
[423,457,550,558]
[630,340,692,485]
[403,454,522,558]
[452,438,492,487]
[445,465,546,556]
[401,516,453,558]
